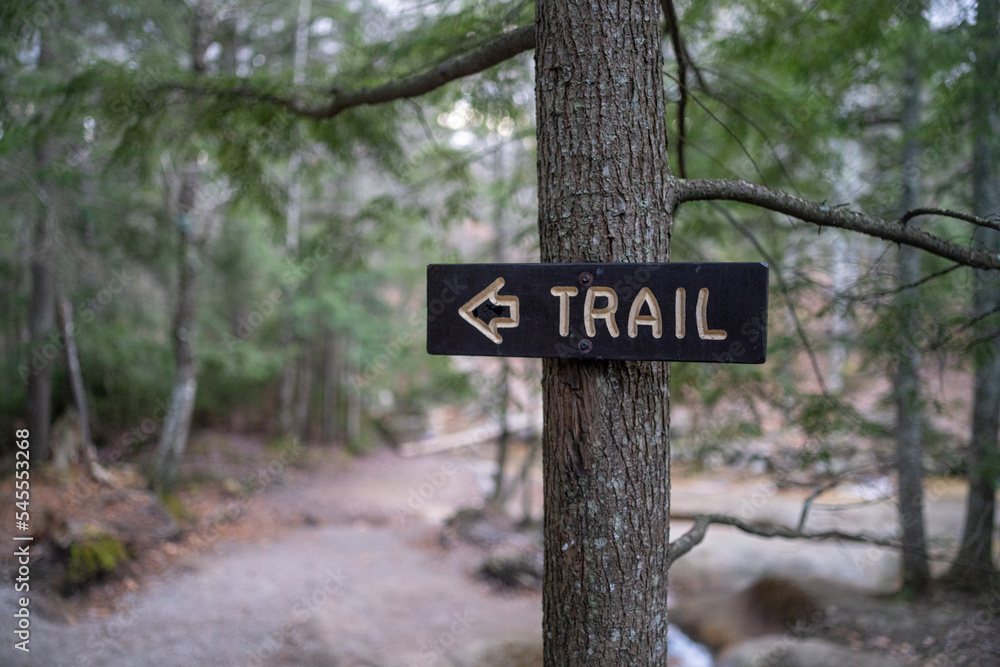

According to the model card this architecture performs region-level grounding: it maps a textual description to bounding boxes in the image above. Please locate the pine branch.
[165,25,536,119]
[667,512,900,566]
[674,177,1000,270]
[309,25,535,118]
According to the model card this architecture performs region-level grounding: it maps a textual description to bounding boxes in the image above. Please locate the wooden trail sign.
[427,263,769,363]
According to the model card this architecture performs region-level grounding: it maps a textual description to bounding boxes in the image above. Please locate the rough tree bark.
[893,0,930,595]
[536,0,673,663]
[949,0,1000,589]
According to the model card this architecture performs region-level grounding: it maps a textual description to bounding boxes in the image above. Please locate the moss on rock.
[65,534,129,589]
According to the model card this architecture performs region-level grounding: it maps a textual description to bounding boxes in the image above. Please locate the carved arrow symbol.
[458,277,520,344]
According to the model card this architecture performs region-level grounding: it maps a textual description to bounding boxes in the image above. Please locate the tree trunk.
[23,11,60,464]
[346,343,361,446]
[26,118,58,464]
[536,1,673,663]
[894,0,931,595]
[279,0,311,440]
[154,3,213,491]
[949,0,1000,589]
[488,142,511,511]
[155,165,201,491]
[57,292,114,483]
[827,230,854,394]
[322,331,340,445]
[279,338,298,435]
[487,362,511,510]
[58,293,92,451]
[26,252,56,463]
[294,345,314,442]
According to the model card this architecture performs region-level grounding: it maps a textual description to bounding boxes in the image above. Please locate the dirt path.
[1,436,990,666]
[2,451,543,667]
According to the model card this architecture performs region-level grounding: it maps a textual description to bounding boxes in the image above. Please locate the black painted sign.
[427,263,768,363]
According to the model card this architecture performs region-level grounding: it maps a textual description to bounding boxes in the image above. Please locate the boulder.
[718,635,903,667]
[671,576,822,651]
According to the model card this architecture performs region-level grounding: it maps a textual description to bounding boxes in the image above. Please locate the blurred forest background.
[2,0,999,633]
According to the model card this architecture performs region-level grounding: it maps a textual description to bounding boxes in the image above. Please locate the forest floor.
[1,429,999,666]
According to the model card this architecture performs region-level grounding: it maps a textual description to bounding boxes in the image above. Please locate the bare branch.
[712,203,829,395]
[166,25,536,119]
[845,263,963,305]
[663,77,770,184]
[797,479,840,532]
[900,207,1000,233]
[927,302,1000,351]
[667,512,900,566]
[661,0,689,178]
[309,25,535,118]
[675,178,1000,270]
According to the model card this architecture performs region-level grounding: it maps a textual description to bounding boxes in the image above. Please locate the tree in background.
[894,0,931,596]
[950,0,1000,589]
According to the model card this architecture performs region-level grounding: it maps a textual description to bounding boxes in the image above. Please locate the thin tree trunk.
[949,0,1000,589]
[488,142,511,511]
[26,252,55,463]
[537,0,673,662]
[24,12,59,464]
[279,339,297,435]
[58,293,92,451]
[294,345,314,442]
[155,165,201,491]
[154,4,212,491]
[894,0,930,595]
[517,435,540,525]
[279,0,312,439]
[26,120,58,464]
[828,231,853,393]
[487,362,510,510]
[57,292,113,484]
[322,331,339,445]
[347,342,361,446]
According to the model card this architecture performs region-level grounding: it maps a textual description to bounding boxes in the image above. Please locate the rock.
[63,530,129,590]
[50,487,180,592]
[478,552,542,590]
[717,635,904,667]
[101,488,182,545]
[671,576,822,651]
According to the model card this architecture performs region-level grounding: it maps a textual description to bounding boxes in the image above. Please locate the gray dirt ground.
[1,451,543,667]
[0,442,986,666]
